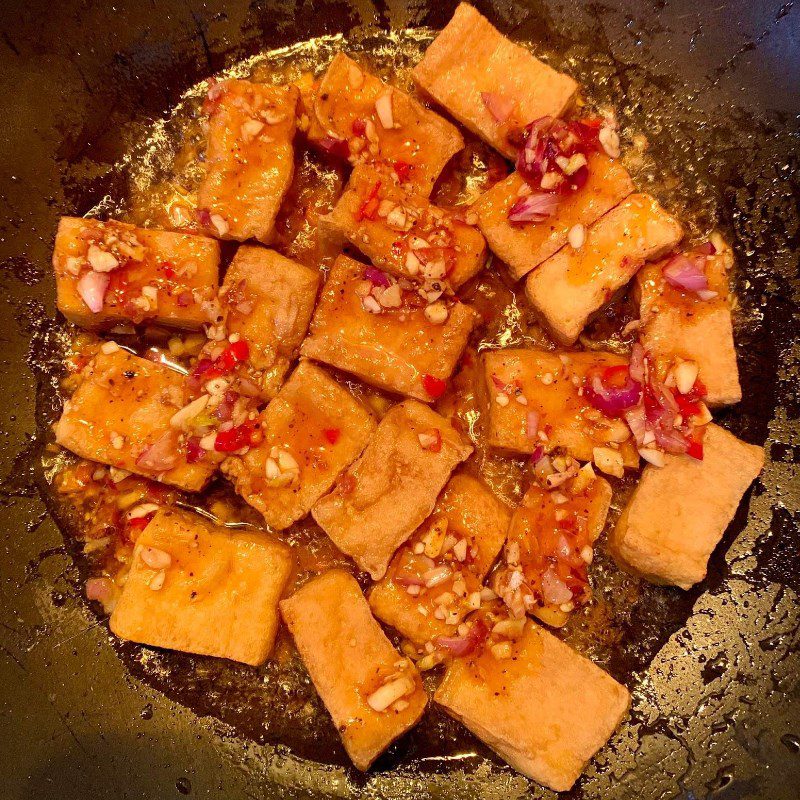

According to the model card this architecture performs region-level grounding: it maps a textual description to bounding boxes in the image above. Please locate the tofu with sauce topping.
[222,360,376,530]
[525,193,684,344]
[369,474,510,646]
[110,508,293,665]
[53,217,220,331]
[220,245,320,398]
[280,569,427,770]
[480,348,639,467]
[434,620,630,792]
[197,80,298,243]
[324,164,487,289]
[637,240,741,407]
[55,348,221,491]
[609,423,763,590]
[475,157,634,281]
[413,3,578,158]
[312,400,473,580]
[308,53,464,196]
[300,254,479,401]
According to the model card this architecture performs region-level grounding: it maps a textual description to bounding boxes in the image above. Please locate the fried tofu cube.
[369,474,510,646]
[309,53,464,196]
[300,254,478,401]
[324,164,486,289]
[110,508,292,665]
[53,217,220,331]
[434,621,630,791]
[475,157,634,281]
[197,80,298,243]
[638,240,741,407]
[609,423,763,590]
[55,348,220,491]
[220,245,320,398]
[480,349,639,467]
[280,570,427,770]
[312,400,473,580]
[525,194,683,344]
[222,361,376,530]
[413,3,578,158]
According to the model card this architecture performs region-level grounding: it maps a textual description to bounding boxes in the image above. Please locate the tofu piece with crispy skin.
[609,423,763,590]
[300,254,478,401]
[309,53,464,196]
[312,400,473,580]
[55,349,220,491]
[324,164,486,289]
[280,569,427,770]
[369,474,510,646]
[220,245,320,398]
[525,194,683,344]
[435,620,630,791]
[197,80,298,243]
[480,349,639,467]
[638,240,741,407]
[110,508,293,665]
[413,3,578,158]
[222,361,376,530]
[475,158,634,281]
[53,217,220,331]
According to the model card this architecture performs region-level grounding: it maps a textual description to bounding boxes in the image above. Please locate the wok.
[0,0,798,798]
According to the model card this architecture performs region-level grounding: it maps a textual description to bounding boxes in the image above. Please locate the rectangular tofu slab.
[300,254,478,401]
[475,157,634,281]
[609,423,763,590]
[435,621,630,792]
[413,3,578,158]
[220,245,320,398]
[110,508,293,665]
[638,240,741,407]
[525,193,683,344]
[309,53,463,196]
[197,80,298,243]
[53,217,220,331]
[369,474,510,646]
[222,360,376,530]
[324,164,486,290]
[312,400,473,580]
[280,570,427,770]
[480,348,639,466]
[55,348,220,491]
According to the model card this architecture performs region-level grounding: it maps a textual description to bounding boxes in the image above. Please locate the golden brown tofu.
[475,157,634,281]
[435,621,630,791]
[53,217,220,331]
[300,254,478,401]
[197,80,298,243]
[369,474,510,646]
[280,570,427,770]
[222,360,376,530]
[609,423,763,590]
[220,245,320,398]
[312,401,473,580]
[480,349,639,467]
[413,3,578,158]
[310,53,464,196]
[638,241,741,407]
[110,508,292,665]
[324,164,486,289]
[525,193,684,344]
[55,348,220,491]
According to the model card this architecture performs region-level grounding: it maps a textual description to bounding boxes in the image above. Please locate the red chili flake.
[128,513,155,533]
[422,374,447,399]
[393,160,412,182]
[214,423,253,453]
[186,437,205,463]
[355,181,382,222]
[213,339,250,373]
[352,118,367,136]
[687,426,707,461]
[318,136,350,160]
[161,264,176,279]
[323,428,341,445]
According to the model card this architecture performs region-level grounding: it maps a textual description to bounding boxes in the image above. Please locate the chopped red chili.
[356,181,382,222]
[214,423,253,452]
[213,339,250,373]
[422,374,447,399]
[323,428,341,445]
[393,160,412,182]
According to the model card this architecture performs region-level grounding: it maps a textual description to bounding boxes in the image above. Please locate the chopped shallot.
[77,271,110,313]
[480,91,515,123]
